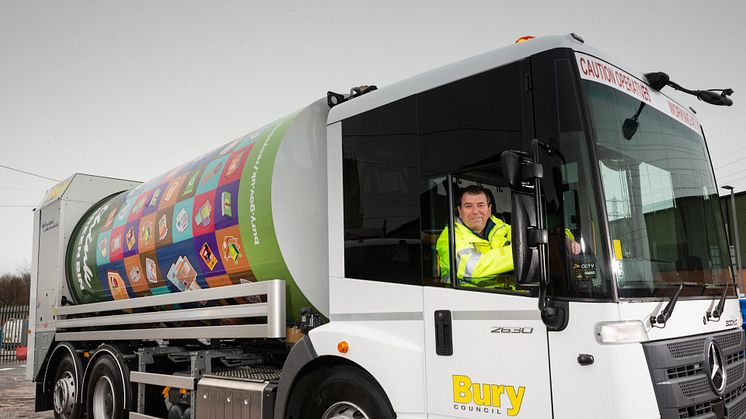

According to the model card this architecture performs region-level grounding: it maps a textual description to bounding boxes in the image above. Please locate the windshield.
[584,80,733,298]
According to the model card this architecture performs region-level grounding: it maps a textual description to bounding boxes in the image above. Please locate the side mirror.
[501,150,524,189]
[501,151,540,284]
[697,90,733,107]
[511,192,540,284]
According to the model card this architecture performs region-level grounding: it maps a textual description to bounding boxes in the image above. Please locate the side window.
[418,62,530,292]
[342,97,422,285]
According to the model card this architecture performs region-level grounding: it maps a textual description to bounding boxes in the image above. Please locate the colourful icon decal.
[107,270,129,300]
[110,225,124,262]
[140,221,152,243]
[201,162,223,186]
[158,214,168,241]
[215,182,239,231]
[222,236,241,264]
[128,195,147,222]
[200,243,218,271]
[166,256,198,291]
[148,189,161,207]
[161,176,185,209]
[96,230,112,266]
[126,226,136,250]
[195,201,212,227]
[221,191,232,217]
[112,236,122,251]
[164,181,180,202]
[104,207,117,229]
[145,258,158,283]
[99,237,108,258]
[129,265,142,282]
[225,151,244,178]
[182,168,203,198]
[176,208,189,233]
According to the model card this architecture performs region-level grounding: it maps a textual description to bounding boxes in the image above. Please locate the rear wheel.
[52,354,81,419]
[85,355,125,419]
[300,365,395,419]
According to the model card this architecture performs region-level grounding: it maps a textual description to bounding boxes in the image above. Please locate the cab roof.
[327,33,653,124]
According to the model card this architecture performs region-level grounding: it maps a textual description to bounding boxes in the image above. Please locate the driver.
[436,185,580,286]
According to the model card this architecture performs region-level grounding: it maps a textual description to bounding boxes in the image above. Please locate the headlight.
[595,320,648,344]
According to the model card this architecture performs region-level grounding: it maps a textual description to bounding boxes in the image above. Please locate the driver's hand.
[566,237,582,255]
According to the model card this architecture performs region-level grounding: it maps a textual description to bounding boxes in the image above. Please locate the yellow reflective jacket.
[435,215,513,285]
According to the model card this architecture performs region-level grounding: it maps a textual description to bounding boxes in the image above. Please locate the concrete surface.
[0,363,52,419]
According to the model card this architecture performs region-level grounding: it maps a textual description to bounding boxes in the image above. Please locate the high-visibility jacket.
[436,215,513,286]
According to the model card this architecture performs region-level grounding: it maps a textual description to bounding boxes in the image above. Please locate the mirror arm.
[530,139,554,321]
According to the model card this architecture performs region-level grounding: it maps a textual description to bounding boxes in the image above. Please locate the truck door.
[420,176,552,419]
[418,60,552,418]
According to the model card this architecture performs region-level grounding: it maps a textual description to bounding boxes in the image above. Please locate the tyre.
[52,354,82,419]
[85,355,126,419]
[300,365,395,419]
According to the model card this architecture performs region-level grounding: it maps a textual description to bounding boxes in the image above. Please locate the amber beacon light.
[515,35,535,43]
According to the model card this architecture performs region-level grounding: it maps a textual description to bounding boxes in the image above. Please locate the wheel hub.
[53,371,76,417]
[321,401,370,419]
[92,375,115,419]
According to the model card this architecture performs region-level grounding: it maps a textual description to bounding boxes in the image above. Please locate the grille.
[715,332,743,350]
[668,363,703,379]
[729,352,746,364]
[677,400,712,418]
[669,338,706,359]
[207,366,281,381]
[724,384,746,418]
[730,395,746,419]
[679,378,711,398]
[679,384,746,418]
[675,363,745,399]
[726,384,746,404]
[644,329,746,419]
[729,362,746,384]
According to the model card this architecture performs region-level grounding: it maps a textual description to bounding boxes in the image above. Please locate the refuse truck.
[29,33,744,419]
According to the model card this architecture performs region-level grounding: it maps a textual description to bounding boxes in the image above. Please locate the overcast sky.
[1,0,744,274]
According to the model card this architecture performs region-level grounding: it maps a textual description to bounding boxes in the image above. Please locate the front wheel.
[300,365,395,419]
[85,355,125,419]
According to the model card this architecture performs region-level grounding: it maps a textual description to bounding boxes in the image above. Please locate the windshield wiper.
[706,283,733,322]
[650,283,684,327]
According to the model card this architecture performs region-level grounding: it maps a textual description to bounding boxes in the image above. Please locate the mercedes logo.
[704,338,727,395]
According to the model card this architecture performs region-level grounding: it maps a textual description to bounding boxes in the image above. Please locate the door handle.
[435,310,453,356]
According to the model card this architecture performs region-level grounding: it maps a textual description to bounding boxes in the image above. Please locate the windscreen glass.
[584,80,733,298]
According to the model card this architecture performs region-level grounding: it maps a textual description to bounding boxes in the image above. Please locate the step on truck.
[28,33,743,419]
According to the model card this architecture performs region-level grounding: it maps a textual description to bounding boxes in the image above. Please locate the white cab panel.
[618,298,742,342]
[313,277,426,414]
[549,302,658,419]
[424,287,551,418]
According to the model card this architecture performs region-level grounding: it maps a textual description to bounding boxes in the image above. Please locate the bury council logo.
[452,374,525,416]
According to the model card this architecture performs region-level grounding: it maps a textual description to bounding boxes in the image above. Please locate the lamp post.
[722,185,742,293]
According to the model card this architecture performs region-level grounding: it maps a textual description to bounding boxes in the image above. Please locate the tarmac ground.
[0,363,52,419]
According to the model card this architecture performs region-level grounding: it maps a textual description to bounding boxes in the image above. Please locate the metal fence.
[0,305,29,366]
